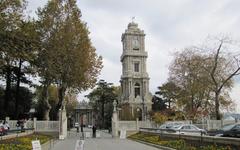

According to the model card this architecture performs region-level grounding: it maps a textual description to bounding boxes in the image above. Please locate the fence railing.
[36,121,59,132]
[117,120,156,131]
[203,120,240,130]
[8,120,34,130]
[193,123,208,130]
[161,120,240,130]
[7,120,59,132]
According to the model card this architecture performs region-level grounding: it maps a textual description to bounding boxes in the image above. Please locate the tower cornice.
[120,51,148,62]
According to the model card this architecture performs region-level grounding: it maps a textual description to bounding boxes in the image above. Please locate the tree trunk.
[15,59,22,118]
[190,95,194,120]
[56,84,66,119]
[215,91,221,120]
[43,108,51,120]
[4,65,11,117]
[42,82,51,120]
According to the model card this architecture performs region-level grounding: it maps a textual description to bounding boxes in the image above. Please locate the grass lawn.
[0,133,53,150]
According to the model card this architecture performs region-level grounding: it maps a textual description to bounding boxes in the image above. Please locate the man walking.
[92,125,96,138]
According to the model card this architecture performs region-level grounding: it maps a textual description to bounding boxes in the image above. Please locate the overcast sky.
[27,0,240,112]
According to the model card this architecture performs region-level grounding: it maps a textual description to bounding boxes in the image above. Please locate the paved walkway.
[52,128,161,150]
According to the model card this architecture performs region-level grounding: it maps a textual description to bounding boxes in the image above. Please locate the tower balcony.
[121,73,149,79]
[120,51,148,61]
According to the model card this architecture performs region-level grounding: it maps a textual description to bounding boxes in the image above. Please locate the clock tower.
[120,21,152,120]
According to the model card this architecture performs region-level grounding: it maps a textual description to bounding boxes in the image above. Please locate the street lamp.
[136,107,141,120]
[142,97,145,121]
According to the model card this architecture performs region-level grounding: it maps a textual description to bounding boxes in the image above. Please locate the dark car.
[207,123,240,138]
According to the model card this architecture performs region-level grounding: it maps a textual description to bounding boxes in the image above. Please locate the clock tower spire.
[120,22,152,120]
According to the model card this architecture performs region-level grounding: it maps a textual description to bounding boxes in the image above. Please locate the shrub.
[128,133,232,150]
[152,112,168,124]
[0,134,52,150]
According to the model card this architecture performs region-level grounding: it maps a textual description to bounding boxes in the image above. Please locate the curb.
[129,138,176,150]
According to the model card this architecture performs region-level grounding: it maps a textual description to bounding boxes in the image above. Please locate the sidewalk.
[52,128,161,150]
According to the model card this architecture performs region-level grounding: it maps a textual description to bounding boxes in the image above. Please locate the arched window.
[134,83,140,98]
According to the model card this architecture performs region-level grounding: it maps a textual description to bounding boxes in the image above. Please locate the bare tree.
[169,37,240,120]
[203,38,240,120]
[169,49,214,120]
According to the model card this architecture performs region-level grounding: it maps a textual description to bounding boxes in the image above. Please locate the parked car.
[157,122,184,133]
[207,123,240,138]
[168,124,207,135]
[159,122,183,129]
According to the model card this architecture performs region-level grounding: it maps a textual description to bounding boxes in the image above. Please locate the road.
[52,128,161,150]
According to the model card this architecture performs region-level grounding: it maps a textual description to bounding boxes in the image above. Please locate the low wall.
[118,120,155,131]
[115,120,155,137]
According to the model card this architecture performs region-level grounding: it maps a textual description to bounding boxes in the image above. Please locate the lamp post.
[136,107,140,120]
[142,97,145,121]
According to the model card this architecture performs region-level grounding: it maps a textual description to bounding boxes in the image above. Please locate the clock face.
[132,39,139,49]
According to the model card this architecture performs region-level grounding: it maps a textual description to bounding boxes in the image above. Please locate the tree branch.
[218,67,240,93]
[210,40,223,88]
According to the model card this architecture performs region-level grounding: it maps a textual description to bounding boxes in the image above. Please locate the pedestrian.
[19,119,24,132]
[16,119,20,129]
[80,124,84,139]
[80,124,83,132]
[3,120,10,135]
[92,125,96,138]
[0,120,3,136]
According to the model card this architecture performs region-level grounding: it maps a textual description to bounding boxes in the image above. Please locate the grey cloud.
[27,0,240,108]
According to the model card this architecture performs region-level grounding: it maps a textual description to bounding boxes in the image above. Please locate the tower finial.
[131,16,135,23]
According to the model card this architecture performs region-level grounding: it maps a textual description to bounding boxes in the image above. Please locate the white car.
[169,124,207,135]
[74,122,79,128]
[159,122,183,129]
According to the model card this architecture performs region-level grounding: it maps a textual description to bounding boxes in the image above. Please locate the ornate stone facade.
[120,22,152,120]
[74,101,94,126]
